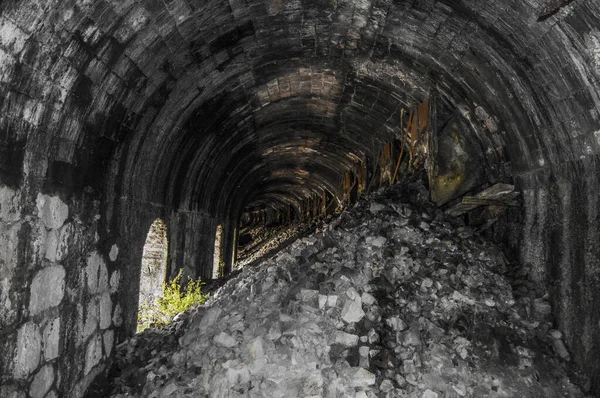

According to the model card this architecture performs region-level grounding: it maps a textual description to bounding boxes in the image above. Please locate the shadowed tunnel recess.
[1,0,600,396]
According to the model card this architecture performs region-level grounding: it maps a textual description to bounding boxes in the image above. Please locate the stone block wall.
[0,187,122,398]
[516,158,600,391]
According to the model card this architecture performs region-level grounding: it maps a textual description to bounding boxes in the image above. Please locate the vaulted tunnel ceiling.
[5,0,599,223]
[3,0,600,395]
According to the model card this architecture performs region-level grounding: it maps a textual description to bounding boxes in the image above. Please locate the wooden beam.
[460,197,519,207]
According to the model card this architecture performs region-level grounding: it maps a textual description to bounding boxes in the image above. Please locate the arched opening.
[137,219,168,331]
[212,224,224,279]
[231,227,238,267]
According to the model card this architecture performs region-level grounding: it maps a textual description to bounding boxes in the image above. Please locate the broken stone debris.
[102,178,589,398]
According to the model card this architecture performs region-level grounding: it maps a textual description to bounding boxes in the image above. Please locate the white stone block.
[369,202,386,213]
[13,322,41,379]
[103,330,114,356]
[214,332,238,348]
[109,271,120,294]
[346,287,359,300]
[86,252,100,293]
[318,294,327,309]
[98,261,109,293]
[361,292,376,306]
[85,334,103,375]
[99,293,112,329]
[422,390,439,398]
[350,368,376,387]
[83,299,98,340]
[341,298,365,323]
[248,338,264,360]
[29,364,54,398]
[327,295,338,307]
[0,18,28,54]
[334,331,359,347]
[359,346,370,357]
[29,266,65,315]
[385,316,407,332]
[36,194,68,230]
[109,244,119,261]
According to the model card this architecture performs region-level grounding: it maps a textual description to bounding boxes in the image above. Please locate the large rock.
[83,299,98,340]
[350,368,376,387]
[99,293,112,330]
[13,322,41,379]
[334,331,359,347]
[103,330,114,356]
[109,244,119,262]
[29,266,65,315]
[109,271,120,294]
[247,338,264,360]
[85,334,103,375]
[341,297,365,323]
[214,332,238,348]
[36,194,68,230]
[29,364,54,398]
[422,390,439,398]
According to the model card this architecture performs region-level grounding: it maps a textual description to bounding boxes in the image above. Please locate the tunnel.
[1,0,600,396]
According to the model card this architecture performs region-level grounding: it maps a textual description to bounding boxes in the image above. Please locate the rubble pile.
[103,179,587,398]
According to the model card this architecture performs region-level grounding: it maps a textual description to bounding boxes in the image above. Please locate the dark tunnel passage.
[1,0,600,396]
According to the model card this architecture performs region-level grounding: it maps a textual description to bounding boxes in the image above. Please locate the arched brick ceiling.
[3,0,600,393]
[1,0,599,220]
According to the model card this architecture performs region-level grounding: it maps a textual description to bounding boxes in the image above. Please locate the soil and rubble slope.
[100,179,588,398]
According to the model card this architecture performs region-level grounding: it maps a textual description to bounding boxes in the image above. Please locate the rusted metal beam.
[446,183,519,217]
[392,108,408,185]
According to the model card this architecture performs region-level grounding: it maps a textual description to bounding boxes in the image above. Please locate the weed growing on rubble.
[137,270,207,332]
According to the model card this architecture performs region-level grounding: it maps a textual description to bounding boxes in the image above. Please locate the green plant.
[137,269,207,332]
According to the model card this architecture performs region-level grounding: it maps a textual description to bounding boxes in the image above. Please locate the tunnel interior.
[1,0,600,396]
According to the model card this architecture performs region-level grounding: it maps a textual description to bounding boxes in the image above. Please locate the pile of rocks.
[102,179,588,398]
